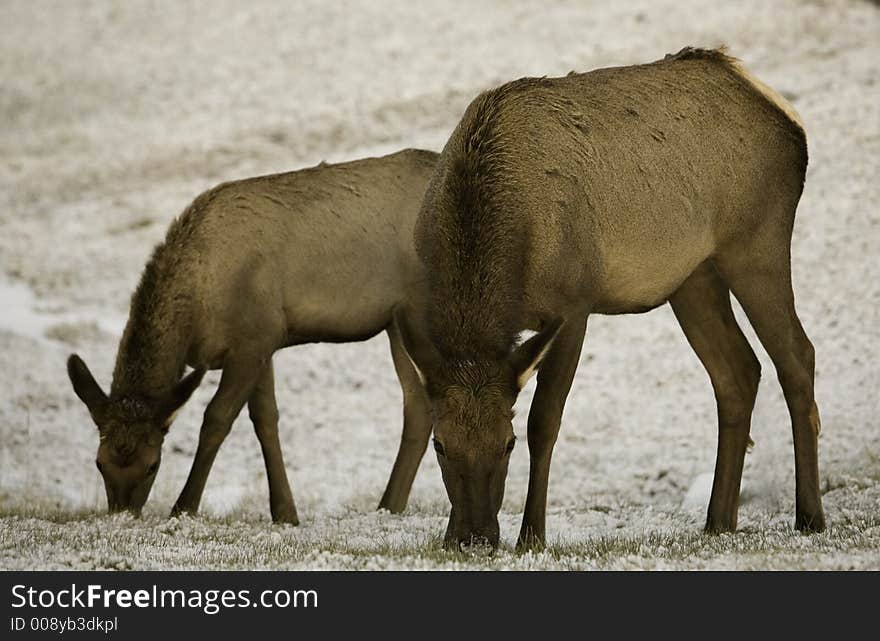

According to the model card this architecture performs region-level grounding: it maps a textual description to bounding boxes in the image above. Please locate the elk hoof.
[704,517,737,534]
[271,506,299,526]
[795,511,826,534]
[377,498,407,514]
[515,529,546,553]
[169,503,196,518]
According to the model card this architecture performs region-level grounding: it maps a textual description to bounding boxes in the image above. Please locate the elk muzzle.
[441,474,502,551]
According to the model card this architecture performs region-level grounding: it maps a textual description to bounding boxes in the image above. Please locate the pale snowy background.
[1,0,878,569]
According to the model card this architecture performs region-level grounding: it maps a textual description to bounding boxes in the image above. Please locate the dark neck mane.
[424,81,539,361]
[109,190,217,400]
[110,240,192,401]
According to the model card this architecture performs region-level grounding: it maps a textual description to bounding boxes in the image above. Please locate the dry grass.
[2,483,879,570]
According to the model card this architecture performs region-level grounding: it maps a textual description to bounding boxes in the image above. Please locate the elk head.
[394,308,562,550]
[66,354,204,516]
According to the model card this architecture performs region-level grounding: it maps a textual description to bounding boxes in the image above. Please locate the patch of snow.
[0,278,125,344]
[681,472,714,512]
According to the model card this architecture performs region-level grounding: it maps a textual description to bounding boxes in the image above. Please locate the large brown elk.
[67,148,438,523]
[396,48,824,550]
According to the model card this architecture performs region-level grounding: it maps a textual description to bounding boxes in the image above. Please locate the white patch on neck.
[728,59,804,130]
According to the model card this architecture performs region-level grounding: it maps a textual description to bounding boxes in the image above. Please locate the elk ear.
[510,317,564,389]
[159,368,206,427]
[67,354,109,423]
[392,306,439,387]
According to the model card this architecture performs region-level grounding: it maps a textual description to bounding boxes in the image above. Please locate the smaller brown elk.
[67,148,438,522]
[397,47,824,550]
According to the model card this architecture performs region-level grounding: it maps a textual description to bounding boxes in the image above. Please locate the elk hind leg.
[716,223,824,533]
[378,323,432,513]
[249,359,298,525]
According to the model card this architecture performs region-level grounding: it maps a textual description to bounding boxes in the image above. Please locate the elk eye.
[433,438,446,457]
[147,461,160,476]
[505,437,516,454]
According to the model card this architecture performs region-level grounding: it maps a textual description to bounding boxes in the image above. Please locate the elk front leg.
[249,360,298,524]
[171,355,263,517]
[517,317,587,551]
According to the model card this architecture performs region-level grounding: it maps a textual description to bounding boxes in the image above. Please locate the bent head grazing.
[66,354,204,516]
[394,309,563,550]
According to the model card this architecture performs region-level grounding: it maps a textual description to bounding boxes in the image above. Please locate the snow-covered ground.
[1,0,878,570]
